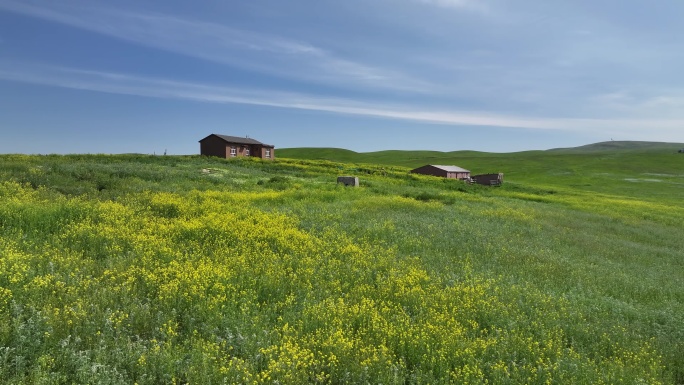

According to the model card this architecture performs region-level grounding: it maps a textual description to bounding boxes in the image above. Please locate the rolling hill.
[278,141,684,166]
[548,140,684,153]
[279,141,684,204]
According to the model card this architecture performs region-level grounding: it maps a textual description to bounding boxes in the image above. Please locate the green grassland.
[0,144,683,384]
[279,141,684,203]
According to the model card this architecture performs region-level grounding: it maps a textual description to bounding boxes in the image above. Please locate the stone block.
[337,176,359,187]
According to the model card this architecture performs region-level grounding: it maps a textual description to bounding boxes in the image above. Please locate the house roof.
[429,165,470,173]
[200,134,274,148]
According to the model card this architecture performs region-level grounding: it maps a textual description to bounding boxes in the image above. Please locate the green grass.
[279,141,684,204]
[0,148,683,384]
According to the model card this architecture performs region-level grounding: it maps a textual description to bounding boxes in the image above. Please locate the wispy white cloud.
[589,89,684,120]
[417,0,472,7]
[2,63,683,139]
[0,0,431,93]
[413,0,490,13]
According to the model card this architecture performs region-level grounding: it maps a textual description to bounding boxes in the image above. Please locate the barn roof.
[430,165,470,173]
[200,134,274,147]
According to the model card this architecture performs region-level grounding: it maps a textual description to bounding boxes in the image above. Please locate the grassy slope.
[549,140,684,152]
[279,141,684,382]
[279,141,684,163]
[0,149,683,383]
[279,141,684,203]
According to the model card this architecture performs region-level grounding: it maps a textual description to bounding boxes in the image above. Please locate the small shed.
[199,134,275,159]
[410,165,471,180]
[679,148,684,153]
[471,173,504,186]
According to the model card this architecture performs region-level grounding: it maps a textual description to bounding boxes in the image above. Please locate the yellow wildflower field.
[0,155,680,384]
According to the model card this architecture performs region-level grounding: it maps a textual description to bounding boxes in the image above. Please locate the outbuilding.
[199,134,275,159]
[410,165,471,180]
[471,173,504,186]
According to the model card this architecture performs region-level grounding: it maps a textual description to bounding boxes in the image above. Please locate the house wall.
[200,136,230,158]
[446,172,471,179]
[251,146,275,159]
[226,144,276,159]
[235,144,248,157]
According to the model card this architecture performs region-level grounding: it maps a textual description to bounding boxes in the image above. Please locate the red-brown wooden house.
[410,165,471,180]
[199,134,275,159]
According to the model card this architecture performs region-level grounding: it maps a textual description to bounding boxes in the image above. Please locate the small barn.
[471,173,504,186]
[410,165,471,180]
[199,134,275,159]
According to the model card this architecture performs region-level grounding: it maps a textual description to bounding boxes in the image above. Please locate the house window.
[245,148,250,156]
[230,147,236,157]
[265,149,271,158]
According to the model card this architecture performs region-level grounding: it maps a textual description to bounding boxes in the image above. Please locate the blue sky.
[1,0,684,154]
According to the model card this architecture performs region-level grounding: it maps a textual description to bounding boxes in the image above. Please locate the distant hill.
[276,147,361,163]
[548,141,684,153]
[277,148,503,168]
[278,141,684,168]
